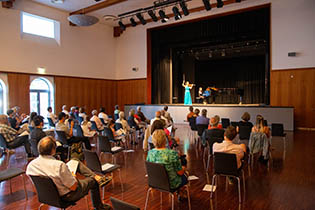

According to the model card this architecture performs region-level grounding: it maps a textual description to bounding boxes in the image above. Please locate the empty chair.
[196,124,208,137]
[271,123,286,137]
[110,197,140,210]
[210,152,245,203]
[30,175,88,210]
[47,118,55,127]
[231,121,239,128]
[221,118,230,129]
[0,168,28,200]
[144,161,191,210]
[98,136,124,164]
[83,149,123,197]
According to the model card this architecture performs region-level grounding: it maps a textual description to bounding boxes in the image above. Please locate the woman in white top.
[47,106,57,123]
[98,107,109,124]
[81,116,97,138]
[90,110,104,131]
[78,107,87,120]
[115,111,130,133]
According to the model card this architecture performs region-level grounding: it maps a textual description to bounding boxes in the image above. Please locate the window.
[21,12,57,39]
[30,78,54,120]
[0,81,5,114]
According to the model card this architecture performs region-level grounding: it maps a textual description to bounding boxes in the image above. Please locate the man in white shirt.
[62,105,69,116]
[26,136,111,210]
[98,107,109,125]
[91,110,104,131]
[213,126,246,168]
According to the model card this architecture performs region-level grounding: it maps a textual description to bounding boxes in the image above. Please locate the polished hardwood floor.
[1,125,315,210]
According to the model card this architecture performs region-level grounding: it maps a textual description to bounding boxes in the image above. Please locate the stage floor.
[125,104,294,131]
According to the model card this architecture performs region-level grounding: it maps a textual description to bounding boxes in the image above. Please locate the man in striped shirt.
[0,114,32,157]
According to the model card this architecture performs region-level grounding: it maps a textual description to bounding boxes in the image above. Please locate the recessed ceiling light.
[37,67,46,74]
[51,0,64,4]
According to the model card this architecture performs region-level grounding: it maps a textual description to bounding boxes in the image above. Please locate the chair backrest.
[127,116,135,128]
[90,121,98,131]
[103,127,115,141]
[55,131,68,145]
[145,161,171,192]
[47,118,55,127]
[231,121,239,128]
[221,118,230,128]
[204,129,224,153]
[213,152,239,177]
[82,149,102,173]
[30,175,66,208]
[98,136,112,153]
[238,125,252,140]
[114,123,123,131]
[30,139,39,157]
[100,118,106,125]
[74,124,84,137]
[114,114,119,121]
[78,117,84,124]
[0,134,8,149]
[196,124,208,136]
[271,123,284,136]
[110,197,140,210]
[188,117,197,131]
[29,126,34,133]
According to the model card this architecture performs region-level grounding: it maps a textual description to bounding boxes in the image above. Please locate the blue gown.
[184,86,192,105]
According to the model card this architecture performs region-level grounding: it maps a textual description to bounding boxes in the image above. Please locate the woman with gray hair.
[115,111,130,134]
[90,110,104,131]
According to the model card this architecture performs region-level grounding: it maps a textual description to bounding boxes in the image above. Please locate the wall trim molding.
[271,67,315,72]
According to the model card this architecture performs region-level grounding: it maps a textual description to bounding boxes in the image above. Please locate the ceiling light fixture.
[179,1,189,16]
[217,0,224,8]
[148,10,158,22]
[158,10,169,23]
[130,17,137,27]
[118,20,126,31]
[236,0,241,2]
[172,6,182,20]
[136,12,147,25]
[68,14,99,26]
[202,0,211,11]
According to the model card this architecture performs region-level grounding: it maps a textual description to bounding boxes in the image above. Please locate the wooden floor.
[1,125,315,210]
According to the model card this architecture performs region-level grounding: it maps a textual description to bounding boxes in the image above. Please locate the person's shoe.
[97,176,112,188]
[96,203,112,210]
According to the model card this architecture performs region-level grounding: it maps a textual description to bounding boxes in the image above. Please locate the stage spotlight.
[130,17,137,27]
[148,10,158,22]
[118,20,126,31]
[136,12,146,25]
[236,0,241,2]
[217,0,224,8]
[180,1,189,16]
[172,6,182,20]
[202,0,211,11]
[158,10,169,23]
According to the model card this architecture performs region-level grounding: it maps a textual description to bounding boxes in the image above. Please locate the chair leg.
[171,193,174,210]
[22,174,28,200]
[236,177,241,203]
[160,192,162,206]
[9,178,12,194]
[210,175,216,198]
[118,169,124,192]
[242,170,246,194]
[185,185,191,210]
[144,188,152,210]
[206,154,211,171]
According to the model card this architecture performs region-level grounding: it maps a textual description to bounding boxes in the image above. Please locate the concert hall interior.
[0,0,315,210]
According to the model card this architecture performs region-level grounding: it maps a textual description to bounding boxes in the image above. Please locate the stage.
[125,104,294,131]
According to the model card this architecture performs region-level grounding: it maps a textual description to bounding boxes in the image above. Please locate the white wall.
[0,0,117,79]
[115,0,315,79]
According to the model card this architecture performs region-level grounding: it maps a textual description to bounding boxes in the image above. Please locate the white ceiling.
[31,0,212,25]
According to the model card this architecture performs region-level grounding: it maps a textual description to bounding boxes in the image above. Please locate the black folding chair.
[114,123,123,131]
[0,134,8,150]
[0,168,28,200]
[30,175,88,210]
[98,136,124,164]
[83,149,123,198]
[48,118,55,127]
[238,125,252,140]
[144,161,191,210]
[231,121,239,128]
[221,118,230,129]
[74,124,84,137]
[271,123,286,159]
[78,117,84,124]
[210,152,245,203]
[110,197,140,210]
[55,131,71,160]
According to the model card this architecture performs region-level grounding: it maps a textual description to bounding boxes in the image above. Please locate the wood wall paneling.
[270,68,315,129]
[7,73,30,114]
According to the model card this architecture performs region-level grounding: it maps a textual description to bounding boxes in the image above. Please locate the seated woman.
[252,115,270,138]
[81,116,97,138]
[108,120,126,144]
[208,115,223,130]
[115,111,130,134]
[236,112,253,133]
[147,129,188,192]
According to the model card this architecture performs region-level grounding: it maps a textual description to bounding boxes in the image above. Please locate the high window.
[30,78,54,119]
[0,80,6,114]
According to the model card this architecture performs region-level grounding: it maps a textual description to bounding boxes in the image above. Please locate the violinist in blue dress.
[182,80,195,105]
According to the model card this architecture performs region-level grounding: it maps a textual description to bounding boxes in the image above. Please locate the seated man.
[213,126,246,168]
[150,111,162,125]
[55,112,91,150]
[196,109,209,125]
[136,106,150,124]
[0,114,32,157]
[7,109,20,130]
[26,137,111,210]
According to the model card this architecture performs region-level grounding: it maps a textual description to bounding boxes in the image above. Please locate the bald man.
[26,136,111,210]
[0,114,32,157]
[150,111,162,125]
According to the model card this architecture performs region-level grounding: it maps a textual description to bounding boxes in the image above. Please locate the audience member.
[128,109,140,129]
[213,126,246,168]
[208,115,223,130]
[0,114,32,157]
[194,108,200,117]
[98,107,109,125]
[47,107,57,124]
[114,105,120,120]
[147,129,188,191]
[252,115,270,138]
[78,107,87,120]
[7,109,20,130]
[62,105,69,116]
[91,110,104,131]
[28,112,38,128]
[196,109,209,125]
[163,106,173,123]
[236,112,253,133]
[160,110,171,127]
[186,106,194,121]
[150,111,162,125]
[30,116,46,153]
[115,111,130,134]
[109,120,126,143]
[81,116,97,138]
[136,106,149,124]
[26,137,111,210]
[56,112,91,150]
